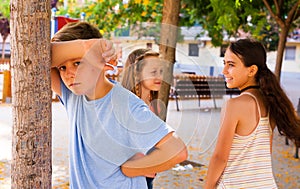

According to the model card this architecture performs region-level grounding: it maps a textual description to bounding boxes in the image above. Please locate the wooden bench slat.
[171,74,240,111]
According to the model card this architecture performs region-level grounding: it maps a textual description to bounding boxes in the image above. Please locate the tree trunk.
[264,0,300,81]
[10,0,52,188]
[159,0,181,121]
[274,27,289,81]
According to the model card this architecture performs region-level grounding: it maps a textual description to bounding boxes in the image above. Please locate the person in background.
[121,48,164,189]
[204,38,300,189]
[50,22,187,189]
[122,48,165,116]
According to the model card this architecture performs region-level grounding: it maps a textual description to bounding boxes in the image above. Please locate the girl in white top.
[204,38,300,189]
[121,49,165,189]
[122,48,165,117]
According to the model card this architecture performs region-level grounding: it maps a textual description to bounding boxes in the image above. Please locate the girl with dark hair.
[204,38,300,189]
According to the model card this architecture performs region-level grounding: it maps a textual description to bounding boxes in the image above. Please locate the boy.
[51,22,187,189]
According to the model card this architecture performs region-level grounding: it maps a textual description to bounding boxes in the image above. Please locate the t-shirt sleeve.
[129,100,174,154]
[111,87,174,155]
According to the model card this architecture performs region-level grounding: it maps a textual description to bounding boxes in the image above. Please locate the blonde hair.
[121,48,160,99]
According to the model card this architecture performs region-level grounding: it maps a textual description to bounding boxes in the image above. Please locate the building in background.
[113,24,300,75]
[1,22,300,75]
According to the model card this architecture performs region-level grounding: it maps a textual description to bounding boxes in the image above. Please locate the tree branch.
[285,0,300,25]
[274,0,280,16]
[263,0,285,28]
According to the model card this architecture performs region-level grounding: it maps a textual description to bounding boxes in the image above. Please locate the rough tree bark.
[159,0,181,121]
[10,0,52,188]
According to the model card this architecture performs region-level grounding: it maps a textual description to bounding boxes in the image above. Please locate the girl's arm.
[121,131,188,177]
[204,100,239,189]
[269,118,276,153]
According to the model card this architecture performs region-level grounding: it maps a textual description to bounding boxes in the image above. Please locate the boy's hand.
[101,40,118,71]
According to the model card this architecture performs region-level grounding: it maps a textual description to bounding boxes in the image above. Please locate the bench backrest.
[173,74,239,99]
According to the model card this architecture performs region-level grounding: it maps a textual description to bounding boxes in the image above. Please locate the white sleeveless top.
[217,92,277,189]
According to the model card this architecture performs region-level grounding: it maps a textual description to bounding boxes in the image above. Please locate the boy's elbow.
[170,135,188,163]
[172,134,188,163]
[173,143,188,164]
[120,166,135,178]
[179,145,188,162]
[157,133,188,165]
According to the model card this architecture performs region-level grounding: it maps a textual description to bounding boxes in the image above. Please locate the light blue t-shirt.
[60,81,173,189]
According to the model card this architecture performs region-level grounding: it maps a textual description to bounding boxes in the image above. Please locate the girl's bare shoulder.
[229,93,256,103]
[224,94,256,112]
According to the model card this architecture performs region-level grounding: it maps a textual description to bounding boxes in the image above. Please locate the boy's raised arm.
[121,132,188,177]
[50,39,117,96]
[51,39,116,68]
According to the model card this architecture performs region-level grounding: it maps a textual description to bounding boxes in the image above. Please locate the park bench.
[171,74,240,111]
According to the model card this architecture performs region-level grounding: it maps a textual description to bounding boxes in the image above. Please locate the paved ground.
[154,100,300,189]
[0,72,300,188]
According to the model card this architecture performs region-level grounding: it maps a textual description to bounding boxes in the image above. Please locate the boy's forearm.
[121,135,187,177]
[51,39,104,68]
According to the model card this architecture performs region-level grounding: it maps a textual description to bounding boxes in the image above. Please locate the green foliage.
[0,0,10,19]
[0,0,10,40]
[55,0,164,38]
[180,0,212,27]
[181,0,299,51]
[4,0,297,52]
[250,13,279,51]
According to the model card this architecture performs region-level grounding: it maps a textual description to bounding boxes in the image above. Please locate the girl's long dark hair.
[229,38,300,144]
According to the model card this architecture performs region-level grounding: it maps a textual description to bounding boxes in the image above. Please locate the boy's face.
[52,39,108,98]
[57,57,102,96]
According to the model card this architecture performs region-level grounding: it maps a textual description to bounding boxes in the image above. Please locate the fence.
[0,59,11,103]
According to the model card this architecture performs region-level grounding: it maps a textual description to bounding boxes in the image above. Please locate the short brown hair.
[51,22,102,42]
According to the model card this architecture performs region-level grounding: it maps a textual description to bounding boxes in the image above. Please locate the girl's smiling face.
[140,56,163,92]
[222,49,254,89]
[57,57,102,97]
